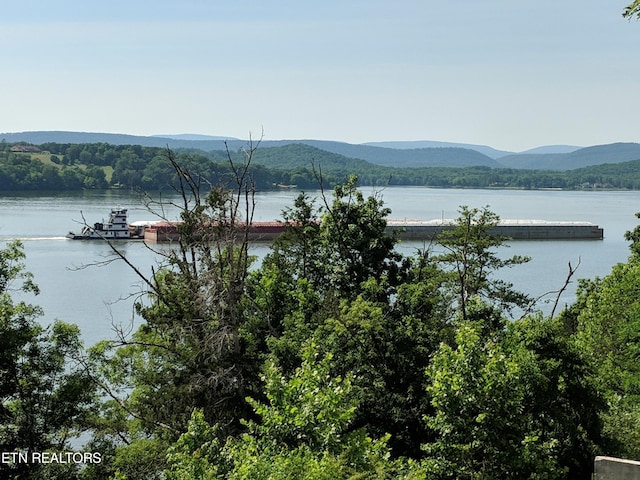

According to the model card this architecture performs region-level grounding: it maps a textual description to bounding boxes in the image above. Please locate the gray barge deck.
[387,219,604,241]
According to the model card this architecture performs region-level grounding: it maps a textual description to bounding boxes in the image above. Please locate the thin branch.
[550,258,581,318]
[519,257,581,319]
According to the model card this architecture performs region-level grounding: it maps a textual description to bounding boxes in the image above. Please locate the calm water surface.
[1,188,639,346]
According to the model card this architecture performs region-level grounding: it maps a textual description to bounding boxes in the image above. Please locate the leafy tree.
[83,166,108,189]
[555,213,640,460]
[434,205,531,322]
[0,241,96,479]
[165,344,416,480]
[264,176,405,304]
[424,319,564,479]
[111,151,146,188]
[569,257,640,458]
[141,155,175,189]
[264,192,325,288]
[309,288,448,459]
[319,176,404,298]
[505,314,604,479]
[259,180,442,459]
[624,211,640,257]
[263,192,542,462]
[85,143,267,477]
[624,0,640,19]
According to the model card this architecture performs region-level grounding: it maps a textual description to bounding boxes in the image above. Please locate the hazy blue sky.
[2,1,639,151]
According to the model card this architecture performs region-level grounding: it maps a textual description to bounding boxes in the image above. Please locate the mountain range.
[2,131,640,172]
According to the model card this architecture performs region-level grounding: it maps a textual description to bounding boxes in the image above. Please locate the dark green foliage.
[424,312,602,480]
[425,319,567,479]
[264,178,405,302]
[247,180,447,460]
[165,345,414,479]
[0,152,85,190]
[0,241,96,479]
[255,185,607,476]
[312,292,447,459]
[319,176,404,296]
[569,256,640,459]
[506,315,604,479]
[552,212,640,460]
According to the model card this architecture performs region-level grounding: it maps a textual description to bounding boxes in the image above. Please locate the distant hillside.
[251,143,373,171]
[3,131,639,172]
[0,131,177,147]
[519,145,582,155]
[497,143,640,171]
[0,131,502,169]
[496,153,567,170]
[363,140,512,159]
[251,142,499,175]
[0,130,248,151]
[293,140,501,168]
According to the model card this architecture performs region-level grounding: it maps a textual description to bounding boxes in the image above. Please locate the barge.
[143,219,604,242]
[67,208,604,242]
[387,219,604,241]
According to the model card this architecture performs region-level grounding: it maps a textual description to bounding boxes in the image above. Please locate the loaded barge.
[388,219,604,241]
[67,208,604,242]
[144,220,604,242]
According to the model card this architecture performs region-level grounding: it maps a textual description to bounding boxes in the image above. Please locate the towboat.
[67,207,143,240]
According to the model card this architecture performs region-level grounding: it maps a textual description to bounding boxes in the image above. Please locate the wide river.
[1,187,639,347]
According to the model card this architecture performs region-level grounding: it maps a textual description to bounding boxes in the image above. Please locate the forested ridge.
[3,140,640,191]
[3,146,640,479]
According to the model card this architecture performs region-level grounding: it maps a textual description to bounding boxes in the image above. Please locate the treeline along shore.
[3,140,640,191]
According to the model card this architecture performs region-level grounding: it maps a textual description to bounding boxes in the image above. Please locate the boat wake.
[0,236,69,241]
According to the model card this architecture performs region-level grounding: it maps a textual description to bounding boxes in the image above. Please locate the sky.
[2,0,639,152]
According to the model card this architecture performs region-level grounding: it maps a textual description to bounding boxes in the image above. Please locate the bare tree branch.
[519,257,581,319]
[550,258,581,318]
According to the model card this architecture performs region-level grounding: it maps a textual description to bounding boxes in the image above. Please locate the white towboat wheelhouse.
[67,207,135,240]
